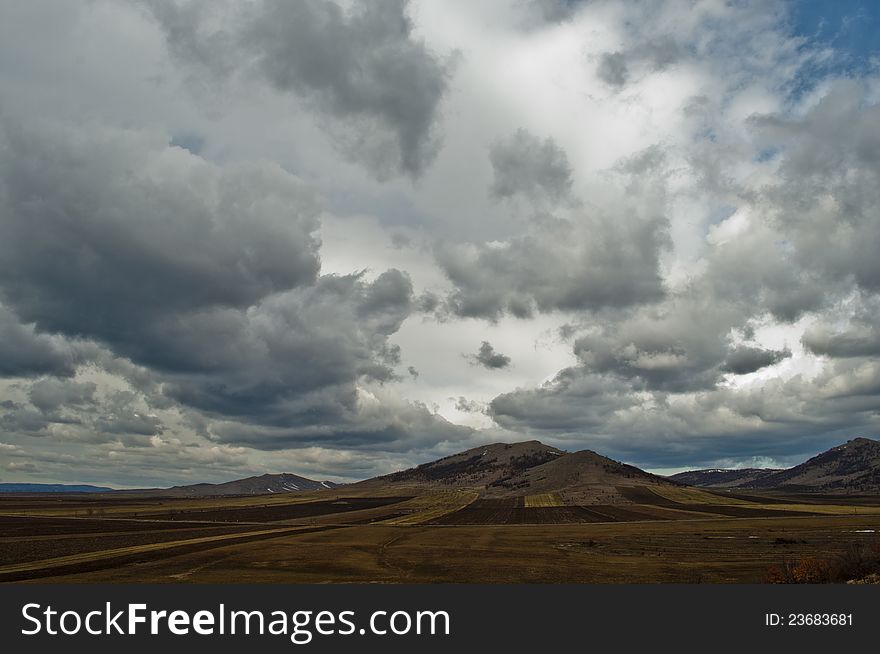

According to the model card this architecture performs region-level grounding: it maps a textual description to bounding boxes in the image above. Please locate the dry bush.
[764,539,880,584]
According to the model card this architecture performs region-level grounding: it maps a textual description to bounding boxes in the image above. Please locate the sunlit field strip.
[379,490,479,525]
[644,486,880,516]
[649,486,756,506]
[524,493,564,507]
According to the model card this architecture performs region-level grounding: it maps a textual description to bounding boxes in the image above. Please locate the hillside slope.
[360,440,676,504]
[159,473,340,497]
[669,468,782,488]
[748,438,880,492]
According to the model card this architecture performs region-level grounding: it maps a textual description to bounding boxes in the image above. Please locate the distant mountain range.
[0,483,113,493]
[5,437,880,497]
[0,474,338,496]
[670,437,880,493]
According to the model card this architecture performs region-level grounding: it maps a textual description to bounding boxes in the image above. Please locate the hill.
[158,473,340,497]
[669,468,782,488]
[0,483,113,494]
[747,437,880,492]
[370,441,565,488]
[495,449,677,503]
[359,440,676,504]
[670,437,880,493]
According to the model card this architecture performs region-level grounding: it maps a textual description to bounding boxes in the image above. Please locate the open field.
[3,487,880,583]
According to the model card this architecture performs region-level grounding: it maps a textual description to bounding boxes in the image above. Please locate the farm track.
[0,523,345,583]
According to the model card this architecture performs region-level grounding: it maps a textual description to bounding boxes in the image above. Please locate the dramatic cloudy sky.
[1,0,879,487]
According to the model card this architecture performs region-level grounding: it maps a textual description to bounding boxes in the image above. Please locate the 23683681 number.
[788,613,852,626]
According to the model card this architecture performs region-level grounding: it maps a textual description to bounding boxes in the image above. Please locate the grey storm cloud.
[490,366,637,433]
[28,378,97,414]
[570,295,744,392]
[94,412,164,437]
[0,118,464,452]
[802,296,880,358]
[489,355,880,468]
[0,120,322,350]
[208,398,472,453]
[158,270,416,423]
[0,305,81,378]
[436,212,670,320]
[145,0,452,178]
[0,405,52,436]
[1,377,165,441]
[803,325,880,359]
[721,346,791,375]
[489,129,573,205]
[470,341,512,370]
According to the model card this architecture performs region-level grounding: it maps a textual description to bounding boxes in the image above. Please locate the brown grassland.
[2,485,880,583]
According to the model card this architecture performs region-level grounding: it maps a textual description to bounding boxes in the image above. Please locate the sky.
[0,0,879,488]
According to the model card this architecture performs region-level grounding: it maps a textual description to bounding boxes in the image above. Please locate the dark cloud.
[436,212,670,320]
[490,366,636,433]
[803,325,880,359]
[0,121,321,353]
[147,270,415,425]
[470,341,512,370]
[570,296,743,392]
[802,297,880,358]
[489,129,573,205]
[0,118,464,454]
[0,406,52,435]
[489,357,880,468]
[0,305,80,378]
[94,412,163,437]
[91,390,164,437]
[721,346,791,375]
[146,0,452,178]
[28,378,97,414]
[0,377,166,441]
[207,398,472,453]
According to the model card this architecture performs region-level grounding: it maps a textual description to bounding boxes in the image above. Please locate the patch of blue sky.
[784,0,879,102]
[755,146,781,163]
[169,132,205,155]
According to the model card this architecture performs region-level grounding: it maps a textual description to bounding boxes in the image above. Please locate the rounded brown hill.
[358,440,677,505]
[748,437,880,492]
[492,449,676,504]
[369,441,565,488]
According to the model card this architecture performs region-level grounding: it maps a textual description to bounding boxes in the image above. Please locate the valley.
[3,438,880,584]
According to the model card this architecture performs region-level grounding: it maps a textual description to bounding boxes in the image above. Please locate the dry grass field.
[3,486,879,584]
